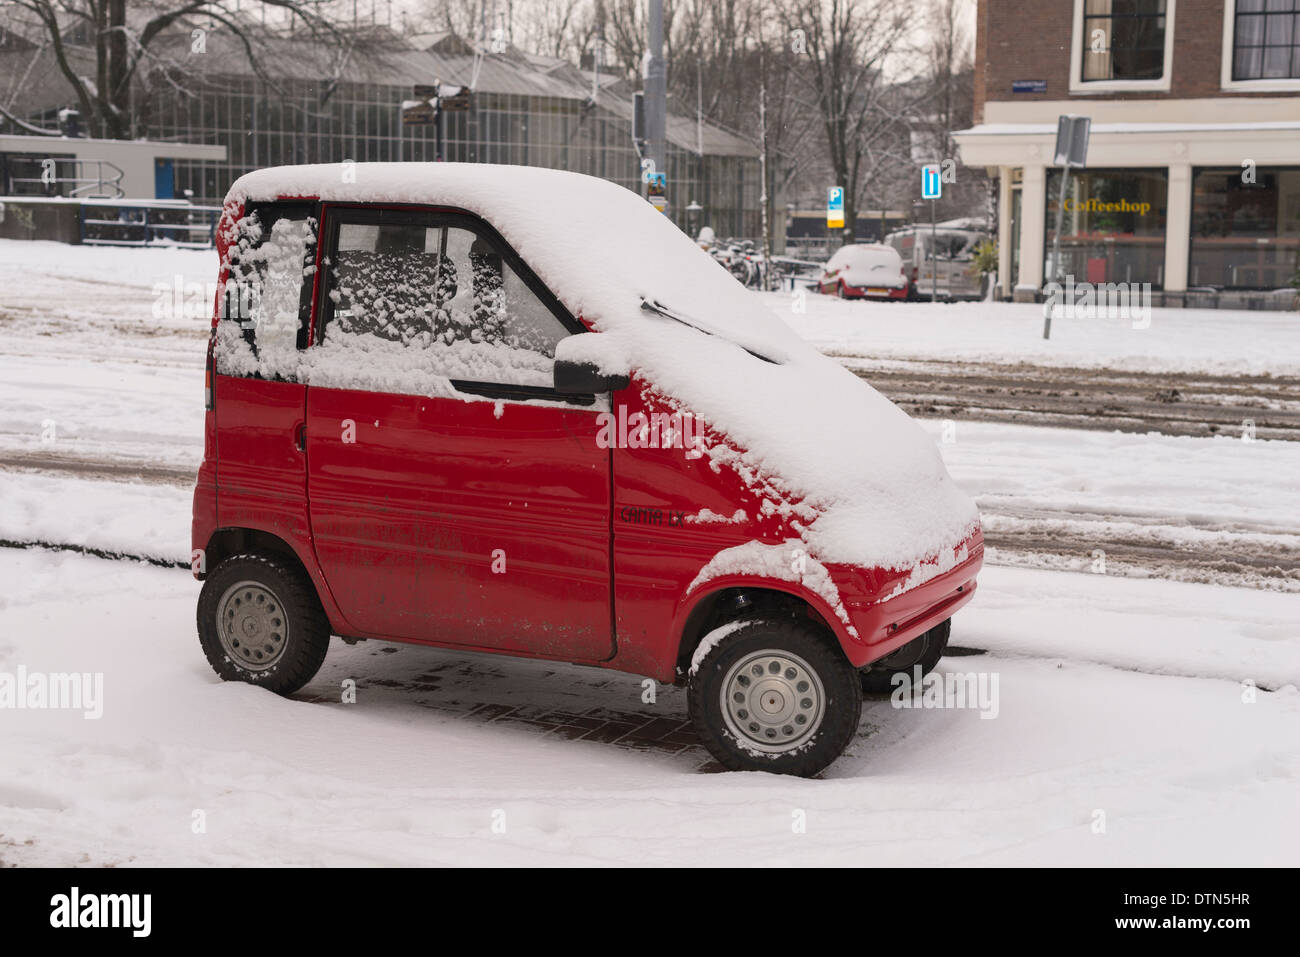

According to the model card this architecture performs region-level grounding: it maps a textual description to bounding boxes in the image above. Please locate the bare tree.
[6,0,339,139]
[514,0,588,59]
[416,0,489,44]
[915,0,986,220]
[777,0,916,244]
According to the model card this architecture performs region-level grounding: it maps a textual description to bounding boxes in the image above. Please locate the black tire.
[859,618,951,695]
[197,552,331,695]
[688,618,862,777]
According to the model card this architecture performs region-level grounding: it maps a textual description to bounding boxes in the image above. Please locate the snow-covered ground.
[2,240,1298,866]
[1,549,1295,867]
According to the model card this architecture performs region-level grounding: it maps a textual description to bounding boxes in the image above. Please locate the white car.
[817,243,909,300]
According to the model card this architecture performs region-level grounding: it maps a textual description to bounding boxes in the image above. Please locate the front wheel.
[859,618,951,694]
[688,618,862,776]
[197,552,331,695]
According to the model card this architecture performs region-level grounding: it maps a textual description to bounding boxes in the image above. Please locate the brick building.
[954,0,1300,305]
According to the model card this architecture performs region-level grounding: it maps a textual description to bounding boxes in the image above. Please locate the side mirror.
[553,359,629,394]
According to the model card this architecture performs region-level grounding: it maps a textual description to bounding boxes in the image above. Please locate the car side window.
[316,216,572,395]
[215,204,317,379]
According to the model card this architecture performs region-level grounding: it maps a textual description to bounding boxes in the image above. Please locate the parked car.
[816,243,909,300]
[193,163,982,777]
[884,222,989,301]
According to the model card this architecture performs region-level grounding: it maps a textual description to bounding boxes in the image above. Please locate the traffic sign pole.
[920,164,942,303]
[931,198,937,304]
[1045,115,1091,339]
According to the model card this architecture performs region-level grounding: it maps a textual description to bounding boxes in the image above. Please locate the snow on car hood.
[829,246,905,286]
[228,163,978,570]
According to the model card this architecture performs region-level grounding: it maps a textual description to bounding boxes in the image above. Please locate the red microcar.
[192,163,982,776]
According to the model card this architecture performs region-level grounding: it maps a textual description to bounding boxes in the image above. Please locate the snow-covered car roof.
[227,164,977,571]
[827,244,904,269]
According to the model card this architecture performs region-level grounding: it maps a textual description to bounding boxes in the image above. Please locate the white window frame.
[1069,0,1176,94]
[1220,0,1300,92]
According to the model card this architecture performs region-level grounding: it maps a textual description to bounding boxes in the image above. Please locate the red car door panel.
[215,376,308,545]
[307,387,612,659]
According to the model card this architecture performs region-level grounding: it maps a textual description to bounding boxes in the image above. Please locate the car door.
[211,201,319,560]
[304,206,614,662]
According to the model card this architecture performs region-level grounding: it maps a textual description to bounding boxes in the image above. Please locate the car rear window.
[215,205,317,380]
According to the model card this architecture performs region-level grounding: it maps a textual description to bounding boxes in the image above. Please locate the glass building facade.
[128,35,760,239]
[0,27,759,238]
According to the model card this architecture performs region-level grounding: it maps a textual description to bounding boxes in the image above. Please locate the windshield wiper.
[640,298,779,364]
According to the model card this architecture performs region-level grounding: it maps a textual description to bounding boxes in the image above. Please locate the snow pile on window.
[215,212,315,379]
[308,330,554,394]
[330,248,460,347]
[227,163,978,571]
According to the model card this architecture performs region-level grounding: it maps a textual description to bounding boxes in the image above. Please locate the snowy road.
[780,293,1300,440]
[846,359,1300,441]
[1,548,1296,867]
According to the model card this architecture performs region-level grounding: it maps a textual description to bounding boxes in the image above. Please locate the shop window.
[1045,168,1168,288]
[1189,167,1300,289]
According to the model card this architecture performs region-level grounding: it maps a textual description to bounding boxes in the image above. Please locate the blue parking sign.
[921,164,942,200]
[827,186,844,228]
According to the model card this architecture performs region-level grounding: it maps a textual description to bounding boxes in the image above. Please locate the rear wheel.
[197,552,331,695]
[688,618,862,777]
[859,618,951,694]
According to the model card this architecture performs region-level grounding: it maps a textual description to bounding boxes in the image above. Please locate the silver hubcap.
[217,580,288,671]
[720,650,826,753]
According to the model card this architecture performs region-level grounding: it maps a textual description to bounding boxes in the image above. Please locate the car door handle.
[294,423,306,452]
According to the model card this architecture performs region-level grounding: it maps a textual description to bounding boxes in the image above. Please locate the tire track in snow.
[843,357,1300,441]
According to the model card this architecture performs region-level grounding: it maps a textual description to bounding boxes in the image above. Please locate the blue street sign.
[921,164,942,200]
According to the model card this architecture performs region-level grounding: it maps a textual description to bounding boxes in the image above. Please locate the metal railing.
[79,199,221,248]
[8,158,126,199]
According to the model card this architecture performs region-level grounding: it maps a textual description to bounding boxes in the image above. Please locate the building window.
[1189,167,1300,289]
[1045,168,1169,288]
[1232,0,1300,80]
[1081,0,1168,81]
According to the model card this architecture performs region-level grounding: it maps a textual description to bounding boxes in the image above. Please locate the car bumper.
[828,529,984,669]
[843,282,908,300]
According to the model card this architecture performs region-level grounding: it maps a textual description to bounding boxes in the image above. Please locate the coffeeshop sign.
[1064,197,1152,215]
